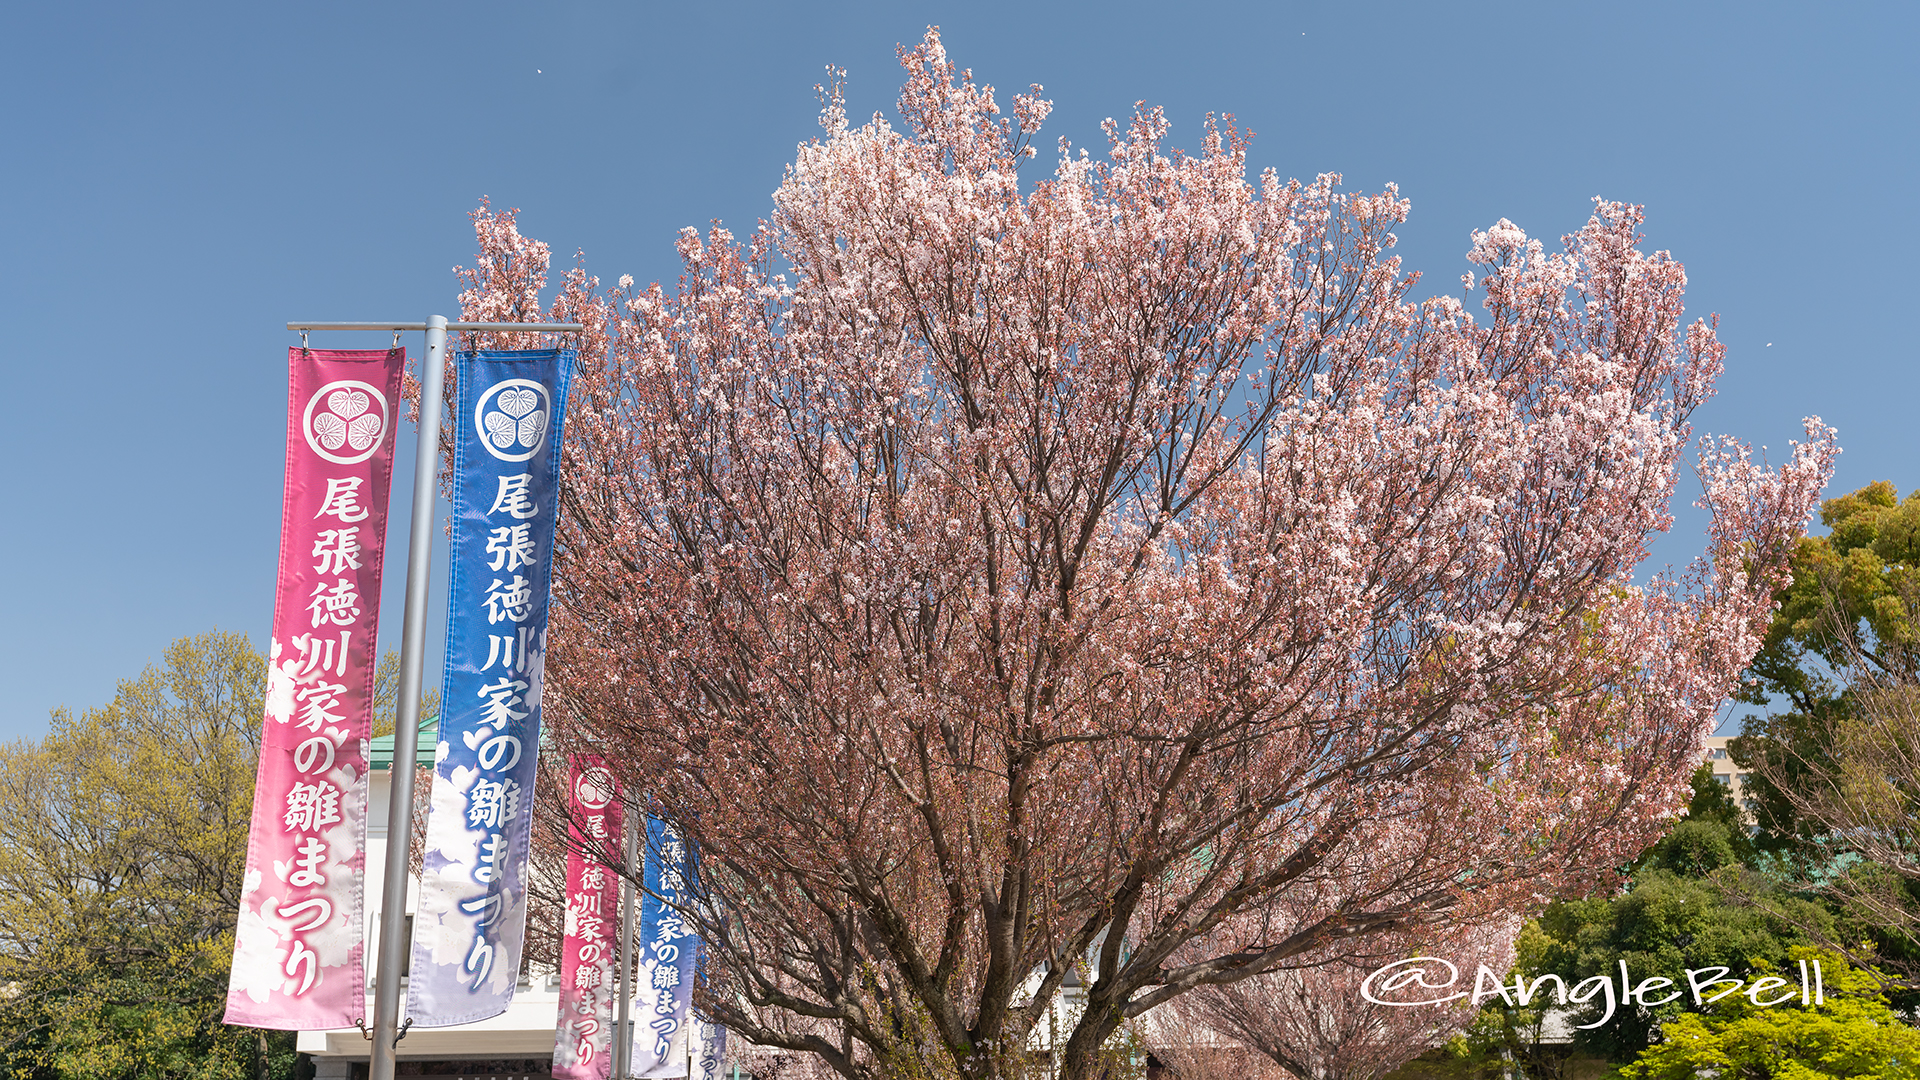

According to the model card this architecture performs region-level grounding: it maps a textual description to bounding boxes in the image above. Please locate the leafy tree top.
[1618,947,1920,1080]
[1743,480,1920,712]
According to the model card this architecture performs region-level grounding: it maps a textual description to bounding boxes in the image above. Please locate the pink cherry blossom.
[431,30,1835,1080]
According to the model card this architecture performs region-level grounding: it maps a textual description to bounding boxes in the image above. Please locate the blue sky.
[2,1,1914,738]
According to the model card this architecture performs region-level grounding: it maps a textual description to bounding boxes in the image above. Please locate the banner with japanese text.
[553,758,623,1080]
[226,347,406,1029]
[408,348,574,1025]
[695,1020,728,1080]
[634,1016,726,1080]
[634,817,699,1077]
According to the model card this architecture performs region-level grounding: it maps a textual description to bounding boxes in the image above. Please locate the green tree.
[1730,480,1920,982]
[0,632,295,1080]
[1465,769,1823,1067]
[1392,769,1812,1078]
[1530,867,1829,1062]
[1406,755,1920,1078]
[1617,947,1920,1079]
[1734,480,1920,856]
[1402,922,1613,1080]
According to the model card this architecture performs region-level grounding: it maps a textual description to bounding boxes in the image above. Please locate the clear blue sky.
[2,1,1913,738]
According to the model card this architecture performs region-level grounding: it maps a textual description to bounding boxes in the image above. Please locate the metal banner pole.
[283,318,579,1080]
[368,313,447,1080]
[614,809,639,1079]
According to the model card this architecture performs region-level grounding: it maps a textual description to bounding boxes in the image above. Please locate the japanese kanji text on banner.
[408,348,575,1025]
[227,348,406,1029]
[553,758,623,1080]
[634,817,699,1077]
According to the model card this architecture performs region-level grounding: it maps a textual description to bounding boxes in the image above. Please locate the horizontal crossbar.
[286,322,585,332]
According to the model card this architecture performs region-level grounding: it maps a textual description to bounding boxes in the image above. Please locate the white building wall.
[1702,734,1757,820]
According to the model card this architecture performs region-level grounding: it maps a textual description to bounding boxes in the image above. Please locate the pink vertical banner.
[555,758,624,1080]
[226,348,405,1030]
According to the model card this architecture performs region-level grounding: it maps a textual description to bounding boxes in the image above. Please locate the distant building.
[1703,733,1758,821]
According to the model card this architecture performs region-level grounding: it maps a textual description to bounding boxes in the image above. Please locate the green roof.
[369,714,438,770]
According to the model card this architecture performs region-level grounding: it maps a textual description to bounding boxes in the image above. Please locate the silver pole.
[368,313,449,1080]
[614,810,639,1079]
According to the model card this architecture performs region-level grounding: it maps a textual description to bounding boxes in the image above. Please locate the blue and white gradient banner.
[407,348,574,1026]
[633,817,700,1076]
[696,1020,728,1080]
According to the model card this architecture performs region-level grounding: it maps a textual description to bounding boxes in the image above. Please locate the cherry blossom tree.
[441,31,1836,1080]
[1147,919,1516,1080]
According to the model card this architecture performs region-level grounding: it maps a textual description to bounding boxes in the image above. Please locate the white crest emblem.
[573,767,615,810]
[474,379,551,462]
[302,380,390,465]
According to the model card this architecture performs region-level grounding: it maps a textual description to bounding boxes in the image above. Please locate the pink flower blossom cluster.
[430,30,1835,1080]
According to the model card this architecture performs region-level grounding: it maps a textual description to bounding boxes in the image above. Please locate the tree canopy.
[1526,770,1829,1062]
[0,631,290,1080]
[445,30,1835,1080]
[0,633,416,1080]
[1617,948,1920,1080]
[1735,482,1920,854]
[1732,481,1920,978]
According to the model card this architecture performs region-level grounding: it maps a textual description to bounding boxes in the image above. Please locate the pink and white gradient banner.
[554,758,625,1080]
[226,348,405,1030]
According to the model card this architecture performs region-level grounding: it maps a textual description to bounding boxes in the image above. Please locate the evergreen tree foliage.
[1730,480,1920,980]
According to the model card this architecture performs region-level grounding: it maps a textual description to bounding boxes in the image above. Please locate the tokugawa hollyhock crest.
[434,31,1837,1080]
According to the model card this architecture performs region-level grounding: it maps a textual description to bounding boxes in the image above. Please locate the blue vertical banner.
[633,817,700,1076]
[696,1021,728,1080]
[408,348,574,1026]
